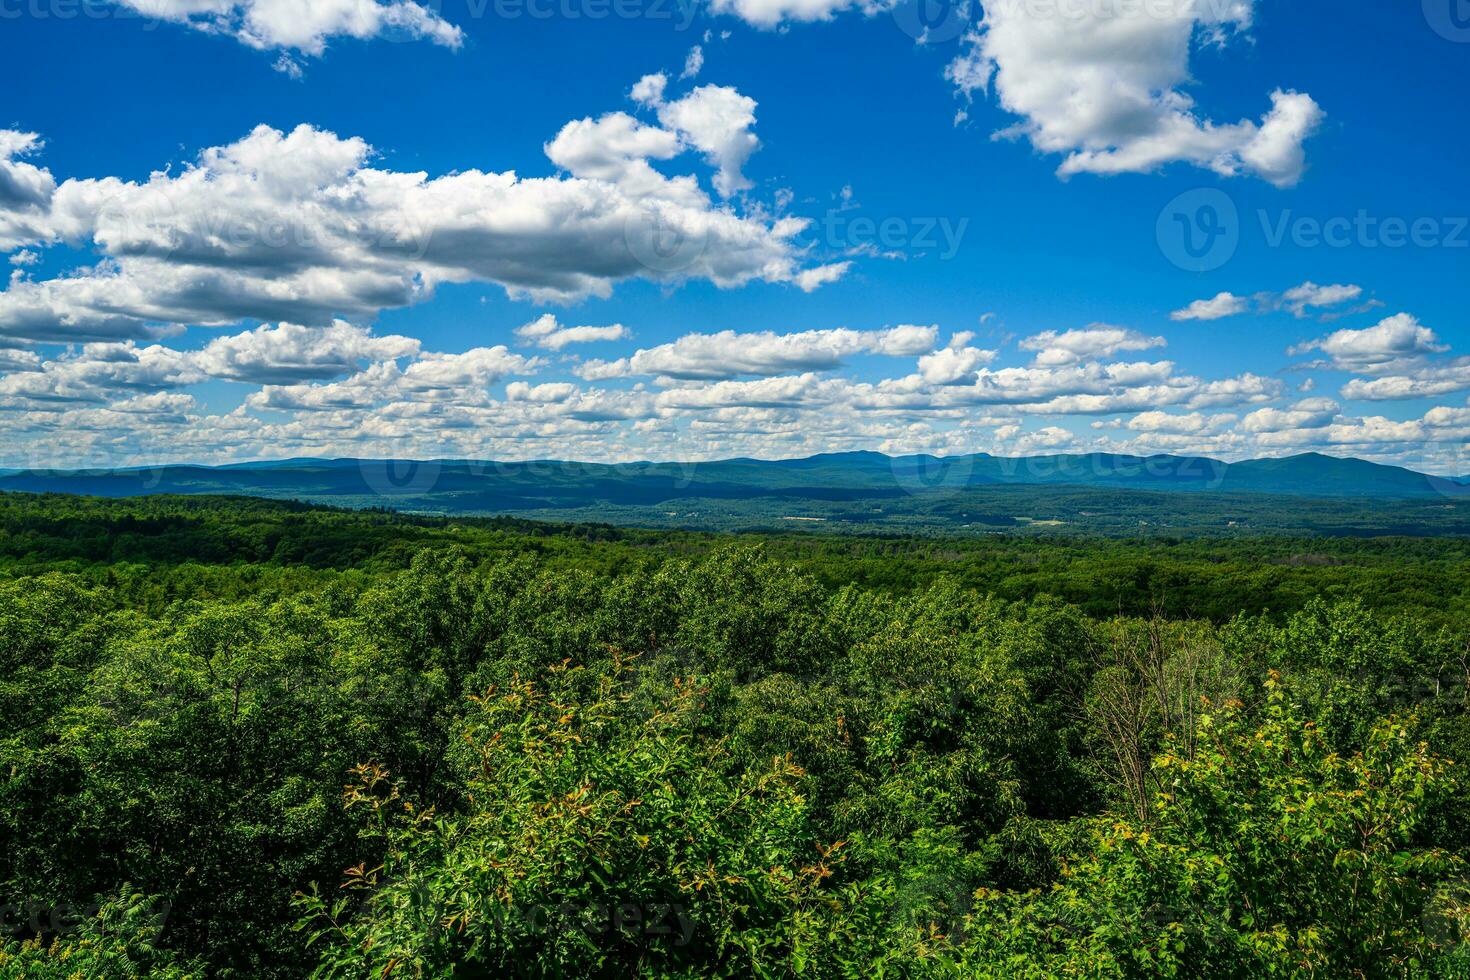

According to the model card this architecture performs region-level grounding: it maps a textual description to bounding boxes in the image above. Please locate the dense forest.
[2,492,1469,977]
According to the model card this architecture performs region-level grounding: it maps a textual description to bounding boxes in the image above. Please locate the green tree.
[959,678,1467,977]
[298,658,844,978]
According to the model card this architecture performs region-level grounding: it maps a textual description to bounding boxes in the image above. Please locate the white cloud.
[966,360,1178,406]
[573,358,633,382]
[6,326,1457,471]
[1240,398,1340,433]
[1172,292,1249,322]
[0,132,56,250]
[946,2,1323,186]
[246,345,541,412]
[398,347,543,393]
[1020,326,1165,366]
[630,73,669,107]
[505,380,579,403]
[544,112,682,191]
[1122,411,1224,435]
[194,320,420,384]
[111,0,462,61]
[916,345,997,386]
[707,0,882,29]
[580,324,938,381]
[681,45,705,80]
[1284,311,1470,403]
[1277,281,1363,318]
[0,132,54,210]
[1174,281,1367,323]
[1340,365,1470,403]
[655,85,760,198]
[655,372,838,410]
[0,321,421,408]
[794,262,852,293]
[996,425,1075,455]
[0,341,201,405]
[0,102,840,343]
[1236,91,1324,188]
[1289,313,1448,372]
[515,313,629,351]
[0,348,41,372]
[1184,373,1282,410]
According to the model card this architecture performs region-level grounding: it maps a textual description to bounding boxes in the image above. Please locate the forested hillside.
[2,494,1468,977]
[4,452,1468,537]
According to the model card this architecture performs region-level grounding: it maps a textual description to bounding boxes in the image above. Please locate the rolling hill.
[1,451,1465,536]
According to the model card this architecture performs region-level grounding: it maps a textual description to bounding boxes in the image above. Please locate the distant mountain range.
[2,451,1466,536]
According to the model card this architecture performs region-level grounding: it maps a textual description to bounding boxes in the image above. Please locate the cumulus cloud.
[0,132,54,212]
[515,313,629,351]
[1289,313,1448,372]
[655,85,761,198]
[681,45,705,80]
[1283,311,1470,404]
[111,0,463,64]
[1339,364,1470,403]
[2,290,1461,471]
[794,262,852,292]
[0,100,839,343]
[946,1,1323,186]
[994,425,1075,455]
[1175,282,1368,324]
[916,344,997,386]
[194,320,420,384]
[1121,411,1232,435]
[620,78,762,198]
[706,0,883,29]
[1276,281,1364,318]
[1240,398,1340,433]
[1019,326,1165,366]
[578,324,938,381]
[7,316,1449,471]
[544,112,682,191]
[0,347,41,372]
[246,345,540,412]
[630,73,669,107]
[654,372,840,410]
[1172,292,1249,322]
[0,341,201,405]
[965,360,1178,408]
[0,321,422,409]
[0,132,57,250]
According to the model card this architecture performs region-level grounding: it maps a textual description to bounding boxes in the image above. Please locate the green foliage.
[959,681,1470,977]
[0,889,204,979]
[298,659,846,978]
[1,492,1468,977]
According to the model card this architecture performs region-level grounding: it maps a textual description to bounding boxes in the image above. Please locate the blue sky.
[0,0,1467,472]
